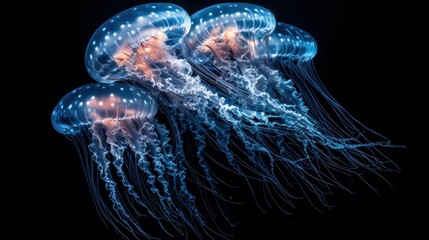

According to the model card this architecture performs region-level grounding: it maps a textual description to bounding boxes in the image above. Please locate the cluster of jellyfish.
[52,3,397,239]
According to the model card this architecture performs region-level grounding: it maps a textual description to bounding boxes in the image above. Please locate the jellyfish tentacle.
[145,120,205,232]
[133,123,170,216]
[189,122,218,193]
[189,120,238,226]
[151,122,178,187]
[152,118,207,220]
[141,122,178,215]
[105,120,166,221]
[169,110,198,203]
[169,109,237,238]
[149,119,201,234]
[143,120,209,237]
[89,123,154,239]
[121,119,176,236]
[149,116,231,238]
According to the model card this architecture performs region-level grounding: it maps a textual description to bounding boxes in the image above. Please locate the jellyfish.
[53,2,398,239]
[180,3,397,206]
[51,82,224,239]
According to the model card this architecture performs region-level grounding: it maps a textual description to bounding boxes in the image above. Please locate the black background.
[28,0,423,239]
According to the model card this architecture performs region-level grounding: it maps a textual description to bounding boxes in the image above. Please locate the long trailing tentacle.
[145,119,216,238]
[121,118,177,237]
[88,122,156,239]
[104,121,167,224]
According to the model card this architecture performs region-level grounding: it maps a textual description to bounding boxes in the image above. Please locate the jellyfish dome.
[183,3,276,64]
[85,3,191,83]
[267,22,317,61]
[51,83,157,134]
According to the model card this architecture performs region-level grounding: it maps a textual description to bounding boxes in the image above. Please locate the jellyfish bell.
[85,3,191,84]
[183,3,276,64]
[267,22,318,62]
[51,83,157,135]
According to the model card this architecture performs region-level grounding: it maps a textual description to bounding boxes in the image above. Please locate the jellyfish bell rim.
[51,116,85,135]
[84,2,192,84]
[51,115,152,135]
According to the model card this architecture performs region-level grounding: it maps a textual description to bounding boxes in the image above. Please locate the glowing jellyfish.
[51,83,215,239]
[181,3,397,206]
[53,2,398,239]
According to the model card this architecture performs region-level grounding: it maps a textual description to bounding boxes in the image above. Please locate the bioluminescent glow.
[53,2,397,239]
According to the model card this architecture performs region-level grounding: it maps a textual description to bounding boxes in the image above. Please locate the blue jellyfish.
[53,2,398,239]
[51,83,219,239]
[180,3,397,207]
